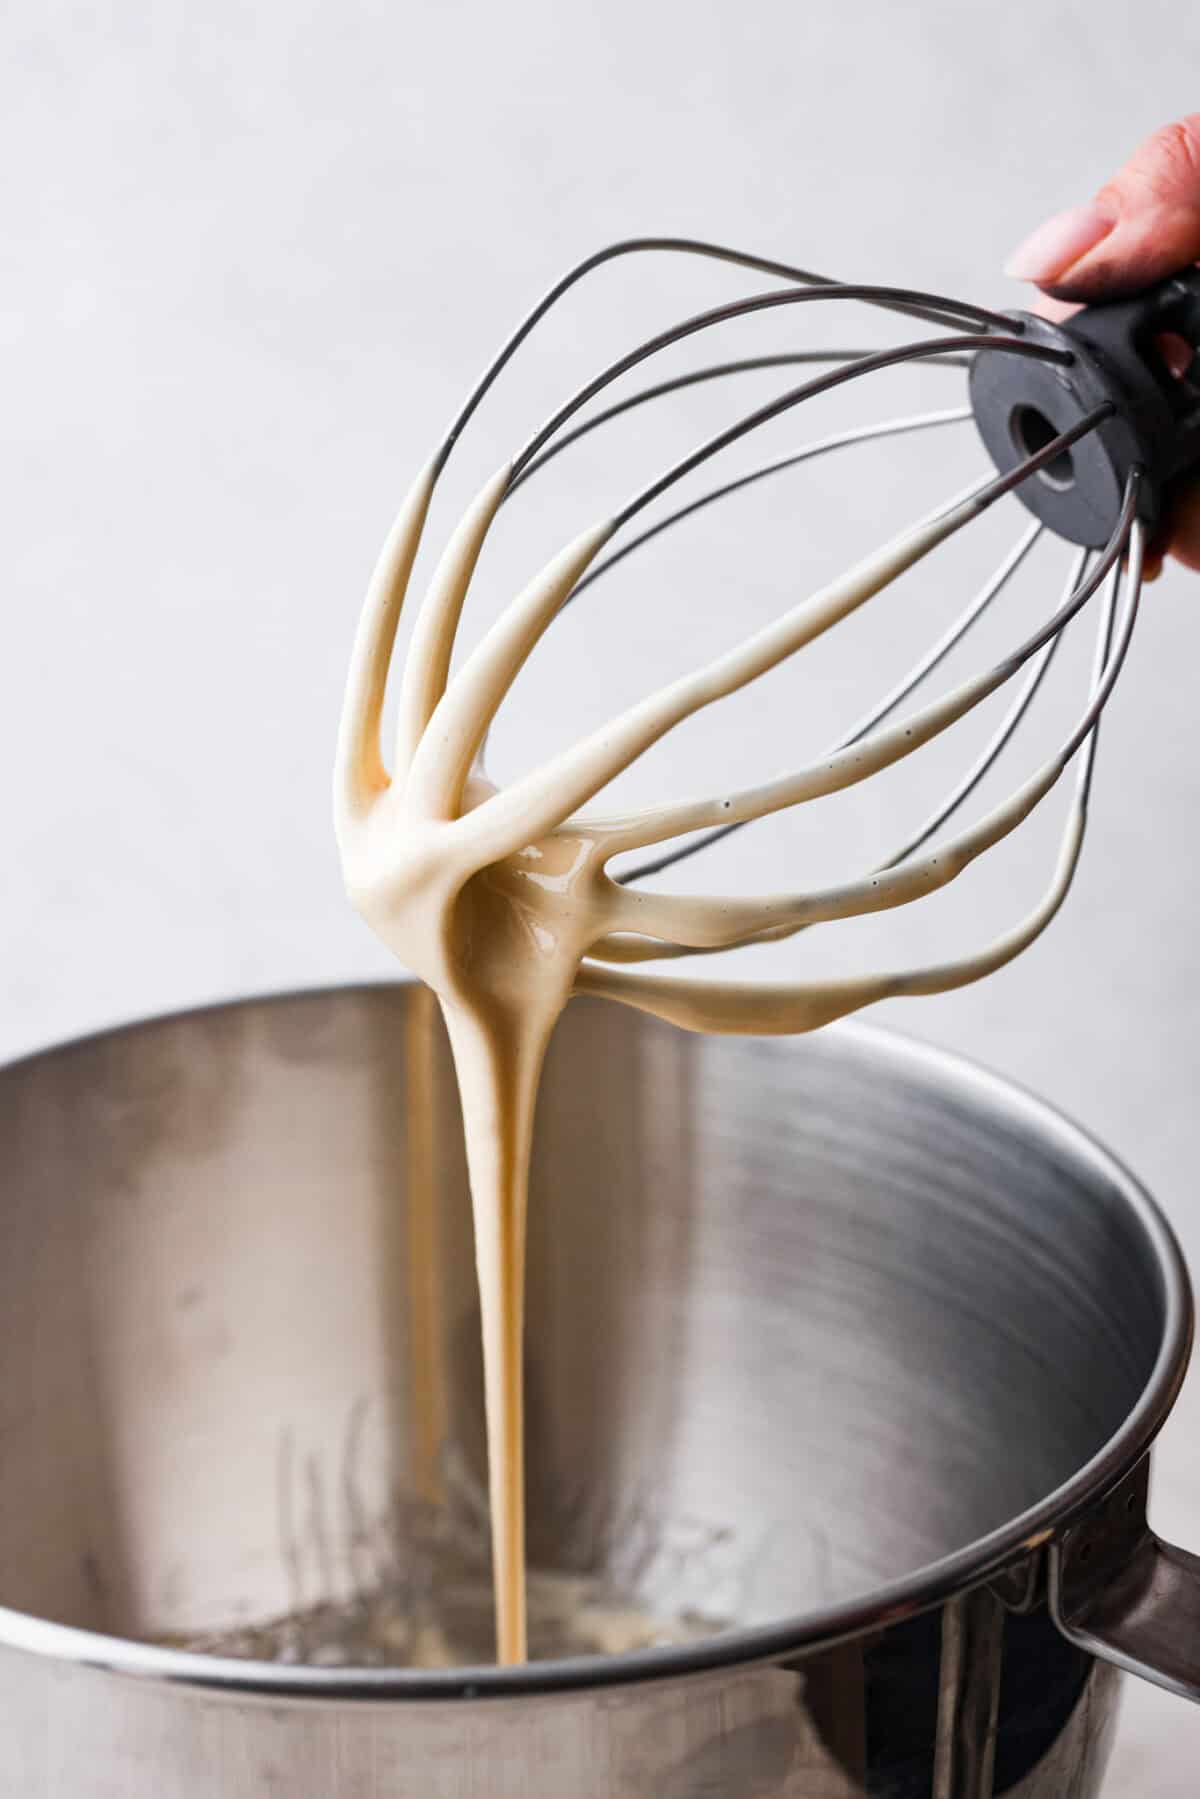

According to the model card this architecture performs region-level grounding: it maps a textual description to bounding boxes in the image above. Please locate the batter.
[333,436,1111,1663]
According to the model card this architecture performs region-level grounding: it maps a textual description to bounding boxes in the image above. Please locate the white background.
[5,2,1200,1786]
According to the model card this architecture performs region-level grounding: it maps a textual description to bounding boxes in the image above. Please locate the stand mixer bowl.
[0,982,1196,1797]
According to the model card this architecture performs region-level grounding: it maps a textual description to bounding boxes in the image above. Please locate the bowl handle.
[1049,1455,1200,1702]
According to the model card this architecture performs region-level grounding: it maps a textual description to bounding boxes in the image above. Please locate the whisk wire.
[513,292,1068,488]
[571,407,975,604]
[611,343,1090,529]
[613,519,1043,882]
[1075,509,1143,813]
[508,352,975,495]
[440,237,1021,470]
[612,436,1124,880]
[879,557,1084,871]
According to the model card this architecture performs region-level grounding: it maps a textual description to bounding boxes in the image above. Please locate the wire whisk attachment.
[335,238,1193,1037]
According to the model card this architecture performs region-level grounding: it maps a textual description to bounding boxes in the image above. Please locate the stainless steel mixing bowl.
[2,983,1199,1797]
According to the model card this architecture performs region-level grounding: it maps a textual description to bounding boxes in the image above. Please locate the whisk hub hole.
[1009,405,1077,491]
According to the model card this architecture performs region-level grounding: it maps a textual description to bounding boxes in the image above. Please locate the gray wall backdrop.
[5,2,1199,1786]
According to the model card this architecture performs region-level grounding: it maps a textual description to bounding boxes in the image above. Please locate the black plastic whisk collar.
[970,267,1200,547]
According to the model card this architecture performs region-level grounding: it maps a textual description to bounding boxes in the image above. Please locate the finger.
[1005,115,1200,300]
[1032,295,1080,325]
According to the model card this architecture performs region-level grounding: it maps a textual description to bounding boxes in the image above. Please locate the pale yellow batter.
[334,442,1131,1663]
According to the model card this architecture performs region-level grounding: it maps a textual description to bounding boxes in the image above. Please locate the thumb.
[1006,115,1200,300]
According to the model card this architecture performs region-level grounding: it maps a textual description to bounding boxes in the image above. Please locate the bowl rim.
[0,977,1191,1702]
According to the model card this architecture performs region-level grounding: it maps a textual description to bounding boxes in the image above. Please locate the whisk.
[334,238,1200,1039]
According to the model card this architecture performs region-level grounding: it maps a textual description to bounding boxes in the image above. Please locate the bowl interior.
[0,987,1169,1654]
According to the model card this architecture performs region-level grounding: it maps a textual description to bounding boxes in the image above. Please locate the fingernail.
[1004,203,1115,282]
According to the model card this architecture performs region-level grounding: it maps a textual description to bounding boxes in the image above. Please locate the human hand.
[1005,115,1200,575]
